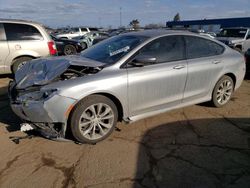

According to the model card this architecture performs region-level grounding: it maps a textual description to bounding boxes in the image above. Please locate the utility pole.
[120,7,122,27]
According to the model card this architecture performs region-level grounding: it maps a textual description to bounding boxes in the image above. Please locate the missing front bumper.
[20,122,69,141]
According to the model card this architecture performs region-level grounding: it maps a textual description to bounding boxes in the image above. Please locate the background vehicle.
[50,34,83,55]
[9,30,245,144]
[72,32,110,48]
[245,48,250,73]
[0,19,57,74]
[217,27,250,52]
[56,27,99,39]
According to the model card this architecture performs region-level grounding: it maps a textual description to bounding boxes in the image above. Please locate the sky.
[0,0,250,28]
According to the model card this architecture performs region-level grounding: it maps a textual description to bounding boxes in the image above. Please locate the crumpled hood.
[15,55,105,89]
[216,37,244,44]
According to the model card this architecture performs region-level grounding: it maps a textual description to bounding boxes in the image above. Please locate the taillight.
[47,41,57,55]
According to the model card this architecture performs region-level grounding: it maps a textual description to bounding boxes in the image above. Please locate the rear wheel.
[70,95,118,144]
[64,45,77,55]
[12,57,33,74]
[212,75,234,107]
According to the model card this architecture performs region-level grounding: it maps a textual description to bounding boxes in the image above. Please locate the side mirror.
[131,55,157,67]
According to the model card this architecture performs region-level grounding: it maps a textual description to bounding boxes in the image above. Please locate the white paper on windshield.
[110,46,130,56]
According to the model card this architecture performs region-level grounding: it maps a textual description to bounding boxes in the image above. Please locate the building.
[166,17,250,33]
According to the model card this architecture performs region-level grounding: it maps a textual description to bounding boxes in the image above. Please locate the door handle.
[173,65,185,70]
[212,60,221,64]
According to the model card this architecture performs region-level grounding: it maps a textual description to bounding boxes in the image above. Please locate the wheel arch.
[11,55,36,72]
[66,92,125,139]
[224,73,236,90]
[12,55,35,64]
[68,92,124,123]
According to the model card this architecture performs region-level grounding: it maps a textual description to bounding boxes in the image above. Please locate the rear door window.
[4,23,43,41]
[185,36,224,59]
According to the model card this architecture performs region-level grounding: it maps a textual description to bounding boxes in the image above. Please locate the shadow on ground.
[134,118,250,188]
[0,86,21,132]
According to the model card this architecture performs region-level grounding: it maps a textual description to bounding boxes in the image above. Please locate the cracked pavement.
[0,76,249,188]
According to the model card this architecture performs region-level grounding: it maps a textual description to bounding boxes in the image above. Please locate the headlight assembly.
[18,89,58,102]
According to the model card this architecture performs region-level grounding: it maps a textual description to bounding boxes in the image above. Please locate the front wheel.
[70,95,118,144]
[212,75,234,107]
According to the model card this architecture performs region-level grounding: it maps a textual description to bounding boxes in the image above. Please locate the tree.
[129,19,140,29]
[173,13,180,21]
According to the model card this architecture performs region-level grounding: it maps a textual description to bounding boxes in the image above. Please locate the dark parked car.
[245,48,250,73]
[50,35,83,56]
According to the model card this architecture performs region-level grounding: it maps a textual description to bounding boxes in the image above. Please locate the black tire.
[211,75,234,107]
[80,42,87,50]
[70,95,118,144]
[12,57,33,74]
[64,45,77,55]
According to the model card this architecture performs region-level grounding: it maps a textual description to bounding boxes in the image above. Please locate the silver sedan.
[9,30,246,143]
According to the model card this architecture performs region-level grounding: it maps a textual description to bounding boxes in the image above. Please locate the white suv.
[56,27,98,39]
[217,28,250,53]
[0,19,57,74]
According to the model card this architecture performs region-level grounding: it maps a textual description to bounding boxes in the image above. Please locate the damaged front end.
[9,55,105,141]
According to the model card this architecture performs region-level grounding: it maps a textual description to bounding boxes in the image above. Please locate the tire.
[211,75,234,107]
[70,95,118,144]
[63,45,77,55]
[12,57,33,74]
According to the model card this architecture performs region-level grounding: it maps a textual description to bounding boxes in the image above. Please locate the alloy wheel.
[78,103,115,140]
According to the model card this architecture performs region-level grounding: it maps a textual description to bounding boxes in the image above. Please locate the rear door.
[127,35,187,116]
[0,23,9,73]
[183,36,225,103]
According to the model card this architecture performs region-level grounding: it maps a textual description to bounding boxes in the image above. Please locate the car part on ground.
[50,34,83,56]
[9,30,246,144]
[0,19,57,74]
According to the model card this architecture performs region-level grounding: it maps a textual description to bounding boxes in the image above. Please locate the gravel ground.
[0,76,249,188]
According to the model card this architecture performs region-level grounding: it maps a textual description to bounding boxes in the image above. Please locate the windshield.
[218,29,247,38]
[81,35,148,64]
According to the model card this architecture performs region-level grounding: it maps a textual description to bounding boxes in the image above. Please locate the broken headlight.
[18,89,58,102]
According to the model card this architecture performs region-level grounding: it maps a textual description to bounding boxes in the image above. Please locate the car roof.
[123,29,194,38]
[0,18,42,26]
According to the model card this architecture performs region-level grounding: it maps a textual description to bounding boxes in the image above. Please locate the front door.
[127,35,187,117]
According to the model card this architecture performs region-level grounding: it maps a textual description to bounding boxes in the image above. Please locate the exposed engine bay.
[9,55,106,141]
